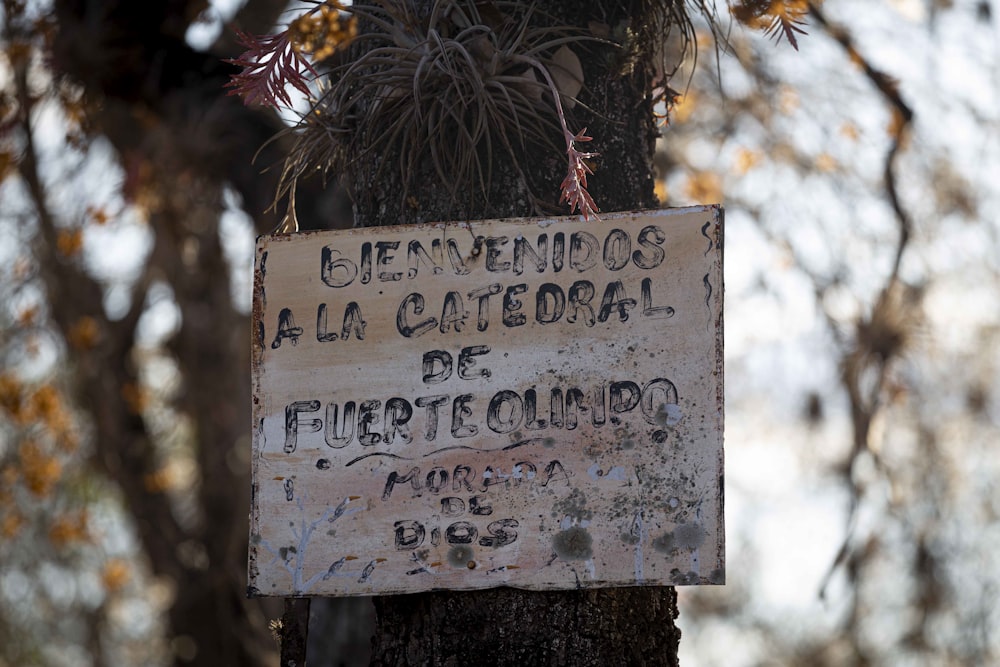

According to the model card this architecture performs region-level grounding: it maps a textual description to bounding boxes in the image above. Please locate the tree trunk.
[371,588,680,666]
[352,3,681,664]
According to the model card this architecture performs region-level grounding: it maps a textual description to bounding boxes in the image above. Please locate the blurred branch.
[808,1,914,283]
[12,44,188,579]
[805,5,917,632]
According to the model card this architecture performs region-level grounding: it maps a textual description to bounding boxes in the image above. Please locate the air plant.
[229,0,606,227]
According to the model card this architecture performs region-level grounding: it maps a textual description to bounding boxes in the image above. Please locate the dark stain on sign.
[553,526,593,560]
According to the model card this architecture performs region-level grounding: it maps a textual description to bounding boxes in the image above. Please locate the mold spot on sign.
[448,545,475,568]
[654,402,683,429]
[552,488,592,521]
[671,569,700,585]
[653,521,706,554]
[553,526,593,560]
[675,521,706,549]
[652,532,675,554]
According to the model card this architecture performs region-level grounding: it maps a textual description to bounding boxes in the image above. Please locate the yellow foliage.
[101,558,131,593]
[0,374,25,420]
[1,512,24,539]
[143,460,190,494]
[121,155,161,215]
[56,228,83,257]
[289,2,357,61]
[771,141,796,163]
[6,38,31,67]
[13,256,31,280]
[671,92,698,124]
[840,122,860,141]
[68,316,100,350]
[731,4,770,31]
[120,382,148,415]
[63,96,86,128]
[29,384,61,422]
[0,378,78,453]
[888,107,909,143]
[62,94,94,150]
[734,148,762,174]
[0,149,17,182]
[48,511,90,547]
[25,334,40,358]
[695,29,714,51]
[36,387,77,452]
[57,429,80,453]
[778,86,799,114]
[731,1,811,32]
[654,179,669,205]
[19,440,62,497]
[1,464,17,489]
[684,171,723,204]
[86,206,111,226]
[815,153,838,172]
[846,44,865,70]
[16,306,38,327]
[143,468,172,493]
[774,0,810,18]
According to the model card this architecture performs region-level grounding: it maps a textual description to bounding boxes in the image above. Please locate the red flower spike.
[559,127,600,221]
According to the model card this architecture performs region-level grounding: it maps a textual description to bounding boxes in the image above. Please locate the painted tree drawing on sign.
[3,0,998,666]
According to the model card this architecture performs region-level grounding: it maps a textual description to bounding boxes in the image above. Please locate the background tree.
[2,0,998,666]
[665,2,1000,665]
[1,0,349,664]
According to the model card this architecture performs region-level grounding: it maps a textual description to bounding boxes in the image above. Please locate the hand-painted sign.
[249,206,724,597]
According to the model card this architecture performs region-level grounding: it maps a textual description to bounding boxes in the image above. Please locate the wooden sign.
[249,206,724,597]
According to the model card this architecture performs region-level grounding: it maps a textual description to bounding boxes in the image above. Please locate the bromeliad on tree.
[224,1,614,226]
[225,0,807,228]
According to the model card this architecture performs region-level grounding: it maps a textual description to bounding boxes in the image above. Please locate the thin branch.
[809,2,914,284]
[803,2,916,605]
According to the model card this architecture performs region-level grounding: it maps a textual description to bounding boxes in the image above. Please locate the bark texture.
[371,588,681,666]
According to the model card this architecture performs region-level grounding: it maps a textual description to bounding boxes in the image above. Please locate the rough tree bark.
[353,3,682,665]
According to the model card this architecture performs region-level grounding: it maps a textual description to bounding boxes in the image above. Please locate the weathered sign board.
[249,206,724,597]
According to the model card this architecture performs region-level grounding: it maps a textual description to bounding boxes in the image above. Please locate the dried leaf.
[224,29,316,108]
[587,21,611,39]
[550,45,583,109]
[560,127,600,221]
[765,13,808,50]
[730,0,809,50]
